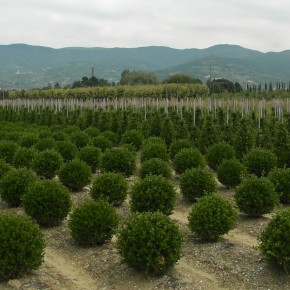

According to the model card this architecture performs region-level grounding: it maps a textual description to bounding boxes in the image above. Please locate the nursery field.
[0,103,290,290]
[0,173,289,290]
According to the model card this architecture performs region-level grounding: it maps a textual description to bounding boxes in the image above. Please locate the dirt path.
[44,247,99,290]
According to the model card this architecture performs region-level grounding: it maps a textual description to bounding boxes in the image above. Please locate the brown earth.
[1,176,290,290]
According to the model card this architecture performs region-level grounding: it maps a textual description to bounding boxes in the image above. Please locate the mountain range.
[0,43,289,89]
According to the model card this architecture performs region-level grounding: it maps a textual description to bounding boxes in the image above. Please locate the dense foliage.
[58,159,92,191]
[22,180,72,227]
[0,214,45,281]
[130,175,176,215]
[90,172,128,206]
[117,211,183,274]
[0,168,37,207]
[140,158,171,179]
[100,147,136,176]
[179,168,216,203]
[234,176,278,216]
[69,200,118,246]
[259,209,290,273]
[217,159,247,188]
[188,194,238,241]
[173,148,205,174]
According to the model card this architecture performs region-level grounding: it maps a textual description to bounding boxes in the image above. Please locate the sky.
[1,0,290,52]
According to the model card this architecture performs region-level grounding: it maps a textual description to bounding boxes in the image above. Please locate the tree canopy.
[119,70,159,85]
[163,73,202,84]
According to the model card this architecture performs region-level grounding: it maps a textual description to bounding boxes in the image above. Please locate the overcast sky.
[1,0,289,52]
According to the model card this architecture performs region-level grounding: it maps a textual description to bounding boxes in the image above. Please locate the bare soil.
[1,177,290,290]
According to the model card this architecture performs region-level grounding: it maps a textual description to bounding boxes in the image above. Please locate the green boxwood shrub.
[100,130,118,144]
[70,131,90,149]
[142,137,166,147]
[22,180,71,227]
[78,146,101,172]
[117,211,183,274]
[0,159,13,180]
[243,148,277,177]
[173,148,205,175]
[91,135,113,152]
[140,158,171,179]
[179,168,216,203]
[33,149,63,179]
[100,146,136,176]
[140,141,169,162]
[90,172,128,206]
[234,176,278,216]
[0,213,45,281]
[34,137,56,151]
[0,140,19,164]
[58,159,92,191]
[0,168,37,207]
[268,168,290,204]
[121,129,144,150]
[169,139,193,160]
[52,130,69,141]
[206,142,236,171]
[130,175,176,215]
[188,194,238,241]
[259,209,290,273]
[69,199,118,246]
[217,159,247,188]
[13,147,36,169]
[83,126,100,138]
[19,133,39,148]
[55,140,78,162]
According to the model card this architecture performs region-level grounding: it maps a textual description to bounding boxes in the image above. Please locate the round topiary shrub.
[130,175,176,215]
[91,135,113,152]
[121,129,144,150]
[140,141,169,162]
[19,133,39,148]
[169,139,193,160]
[206,142,236,171]
[100,146,136,176]
[13,147,36,169]
[179,168,216,203]
[173,148,205,175]
[0,159,13,180]
[22,180,72,227]
[34,137,56,151]
[100,130,118,144]
[217,158,247,188]
[243,148,277,177]
[52,130,69,141]
[142,136,166,147]
[55,140,78,162]
[58,158,92,191]
[259,209,290,273]
[268,168,290,204]
[69,199,118,246]
[33,149,63,179]
[117,211,183,274]
[83,126,100,138]
[70,131,90,149]
[188,194,238,241]
[234,176,278,216]
[0,168,37,207]
[78,146,101,173]
[90,172,128,206]
[0,213,45,281]
[0,140,19,164]
[140,158,171,179]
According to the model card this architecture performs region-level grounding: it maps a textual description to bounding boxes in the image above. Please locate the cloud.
[1,0,290,52]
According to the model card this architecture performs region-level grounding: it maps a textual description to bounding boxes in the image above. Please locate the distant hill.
[0,43,289,89]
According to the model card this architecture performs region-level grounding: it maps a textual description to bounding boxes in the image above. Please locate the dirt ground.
[1,176,290,290]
